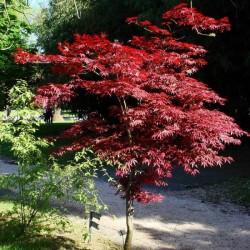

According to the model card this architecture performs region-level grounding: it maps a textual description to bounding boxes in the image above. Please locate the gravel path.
[1,158,250,250]
[94,180,250,250]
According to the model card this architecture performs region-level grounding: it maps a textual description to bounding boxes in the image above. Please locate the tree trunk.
[124,197,134,250]
[52,107,64,122]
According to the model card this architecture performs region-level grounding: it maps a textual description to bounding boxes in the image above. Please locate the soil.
[0,141,250,250]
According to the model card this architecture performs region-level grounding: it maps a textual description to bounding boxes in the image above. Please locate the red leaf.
[14,4,249,206]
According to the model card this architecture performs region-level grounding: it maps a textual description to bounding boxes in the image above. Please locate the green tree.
[0,0,34,109]
[36,0,182,53]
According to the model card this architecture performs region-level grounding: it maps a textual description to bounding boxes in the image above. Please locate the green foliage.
[8,80,34,110]
[0,0,31,50]
[0,0,35,109]
[0,81,104,235]
[36,0,180,53]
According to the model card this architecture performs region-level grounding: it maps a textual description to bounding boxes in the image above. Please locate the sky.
[27,0,49,45]
[29,0,48,9]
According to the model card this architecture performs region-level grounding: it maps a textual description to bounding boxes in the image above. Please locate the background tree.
[192,0,250,130]
[35,0,183,118]
[0,0,36,109]
[15,3,248,249]
[36,0,181,53]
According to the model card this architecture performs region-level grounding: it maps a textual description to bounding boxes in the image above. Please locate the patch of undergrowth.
[0,199,74,250]
[223,178,250,207]
[0,199,122,250]
[201,177,250,208]
[0,142,12,159]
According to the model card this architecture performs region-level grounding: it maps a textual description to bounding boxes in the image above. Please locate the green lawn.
[36,122,74,137]
[0,110,41,120]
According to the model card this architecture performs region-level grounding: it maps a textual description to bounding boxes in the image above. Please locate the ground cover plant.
[0,199,122,250]
[14,2,248,249]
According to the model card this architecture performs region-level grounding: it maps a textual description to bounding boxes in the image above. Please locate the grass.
[0,110,35,117]
[0,199,122,250]
[36,123,74,137]
[192,177,250,209]
[221,178,250,207]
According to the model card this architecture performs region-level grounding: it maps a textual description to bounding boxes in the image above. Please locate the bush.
[0,80,103,235]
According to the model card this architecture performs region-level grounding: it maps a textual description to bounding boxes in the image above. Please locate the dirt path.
[1,158,250,249]
[93,179,250,250]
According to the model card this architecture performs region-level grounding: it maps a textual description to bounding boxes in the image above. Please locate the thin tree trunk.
[124,197,134,250]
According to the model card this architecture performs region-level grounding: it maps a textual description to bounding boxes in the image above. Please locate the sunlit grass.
[0,200,122,250]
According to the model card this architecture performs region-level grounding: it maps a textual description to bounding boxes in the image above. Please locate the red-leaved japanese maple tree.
[14,3,247,249]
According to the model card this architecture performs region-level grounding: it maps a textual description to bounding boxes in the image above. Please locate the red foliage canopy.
[34,84,74,108]
[15,3,247,204]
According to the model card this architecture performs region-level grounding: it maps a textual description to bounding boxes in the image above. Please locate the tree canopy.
[35,0,250,130]
[14,3,248,249]
[36,0,182,53]
[0,0,34,108]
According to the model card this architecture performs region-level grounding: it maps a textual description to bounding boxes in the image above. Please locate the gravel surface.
[94,180,250,250]
[0,158,250,250]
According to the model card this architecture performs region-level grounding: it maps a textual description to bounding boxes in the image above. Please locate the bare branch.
[229,0,238,19]
[73,0,81,19]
